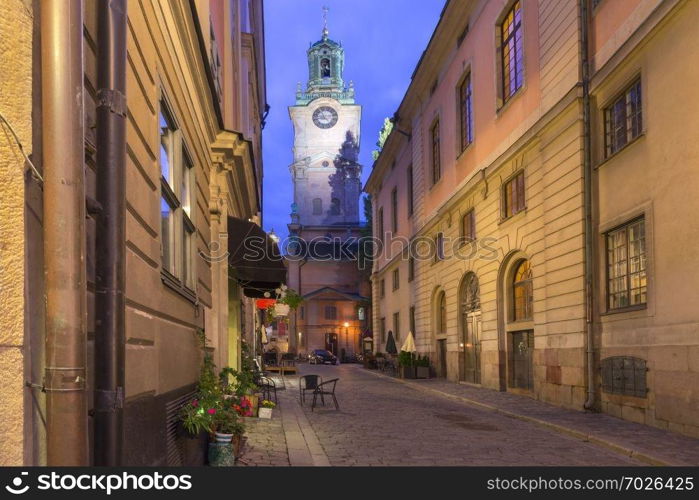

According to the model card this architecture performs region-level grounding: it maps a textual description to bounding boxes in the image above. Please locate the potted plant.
[398,350,417,379]
[208,405,240,467]
[258,400,276,419]
[416,355,431,379]
[271,285,303,317]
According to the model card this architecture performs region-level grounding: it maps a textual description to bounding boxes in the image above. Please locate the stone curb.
[363,368,674,466]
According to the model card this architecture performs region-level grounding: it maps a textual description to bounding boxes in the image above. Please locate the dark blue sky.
[261,0,445,241]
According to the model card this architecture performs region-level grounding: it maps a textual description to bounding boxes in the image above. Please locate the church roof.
[302,286,368,302]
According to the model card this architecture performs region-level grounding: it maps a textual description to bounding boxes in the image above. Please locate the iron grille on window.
[459,74,473,151]
[431,119,441,184]
[501,1,524,104]
[601,356,647,398]
[392,268,399,290]
[438,291,447,334]
[606,217,646,310]
[461,273,480,313]
[513,260,533,321]
[604,79,642,157]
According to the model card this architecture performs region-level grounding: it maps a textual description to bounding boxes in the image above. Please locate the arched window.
[330,198,341,215]
[312,198,323,215]
[437,291,447,334]
[512,260,533,321]
[460,273,480,314]
[320,58,331,78]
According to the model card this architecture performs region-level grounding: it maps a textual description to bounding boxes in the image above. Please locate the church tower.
[288,13,362,230]
[284,11,368,359]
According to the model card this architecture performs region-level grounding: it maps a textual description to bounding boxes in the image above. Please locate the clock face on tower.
[312,106,338,129]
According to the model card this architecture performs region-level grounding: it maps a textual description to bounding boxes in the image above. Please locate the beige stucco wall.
[370,0,586,407]
[0,0,33,466]
[593,0,699,438]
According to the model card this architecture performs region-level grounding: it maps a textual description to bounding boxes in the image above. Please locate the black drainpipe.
[94,0,128,465]
[580,0,596,411]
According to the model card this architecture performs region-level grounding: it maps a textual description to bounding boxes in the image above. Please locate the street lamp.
[343,322,349,358]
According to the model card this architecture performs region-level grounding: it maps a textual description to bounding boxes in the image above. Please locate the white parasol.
[400,331,417,352]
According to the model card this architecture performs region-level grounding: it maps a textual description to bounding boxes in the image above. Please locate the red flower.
[207,408,216,415]
[191,399,199,407]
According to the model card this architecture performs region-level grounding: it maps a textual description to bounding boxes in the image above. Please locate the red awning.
[256,298,276,310]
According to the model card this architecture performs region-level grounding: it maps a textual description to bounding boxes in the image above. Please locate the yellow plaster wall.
[0,0,33,466]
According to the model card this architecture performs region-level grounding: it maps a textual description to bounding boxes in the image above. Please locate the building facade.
[365,0,699,437]
[0,0,268,466]
[285,23,369,359]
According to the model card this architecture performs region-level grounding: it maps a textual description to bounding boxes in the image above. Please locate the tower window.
[321,58,331,78]
[312,198,323,215]
[330,198,341,215]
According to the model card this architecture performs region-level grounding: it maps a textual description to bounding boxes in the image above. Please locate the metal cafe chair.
[258,376,277,405]
[311,378,339,411]
[299,374,322,404]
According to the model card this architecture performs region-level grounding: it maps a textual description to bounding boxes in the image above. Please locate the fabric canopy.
[227,216,287,298]
[385,331,397,355]
[400,331,416,353]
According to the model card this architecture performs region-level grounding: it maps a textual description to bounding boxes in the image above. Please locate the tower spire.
[322,5,329,39]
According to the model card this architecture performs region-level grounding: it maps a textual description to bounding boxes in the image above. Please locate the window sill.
[499,208,527,226]
[161,270,197,305]
[456,142,473,162]
[429,177,443,191]
[600,303,647,317]
[596,132,645,169]
[496,86,525,117]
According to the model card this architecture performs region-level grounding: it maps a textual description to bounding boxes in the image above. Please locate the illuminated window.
[503,171,525,218]
[604,79,642,157]
[437,291,447,334]
[500,1,524,104]
[606,218,646,310]
[159,98,195,292]
[512,260,533,321]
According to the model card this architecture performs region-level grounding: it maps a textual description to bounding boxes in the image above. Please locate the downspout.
[42,0,88,465]
[580,0,595,410]
[94,0,128,465]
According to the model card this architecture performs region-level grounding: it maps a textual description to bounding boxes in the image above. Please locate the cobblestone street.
[239,363,699,466]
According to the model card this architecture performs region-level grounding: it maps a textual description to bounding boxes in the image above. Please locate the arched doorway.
[434,289,448,378]
[510,259,534,391]
[459,272,481,384]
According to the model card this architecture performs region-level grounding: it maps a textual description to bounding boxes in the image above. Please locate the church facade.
[285,23,369,359]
